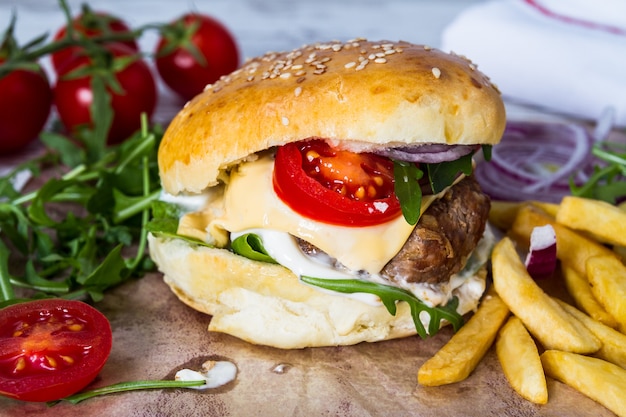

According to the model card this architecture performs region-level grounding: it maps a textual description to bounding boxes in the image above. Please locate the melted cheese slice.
[181,154,445,275]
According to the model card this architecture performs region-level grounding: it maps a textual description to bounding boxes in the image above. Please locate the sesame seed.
[294,86,302,97]
[291,64,303,70]
[295,70,306,76]
[344,61,356,69]
[469,63,476,71]
[368,53,376,60]
[374,58,387,64]
[296,76,306,83]
[279,73,291,79]
[432,67,441,78]
[246,76,255,82]
[281,116,289,126]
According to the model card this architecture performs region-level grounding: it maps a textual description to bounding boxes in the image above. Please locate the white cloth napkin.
[441,0,626,126]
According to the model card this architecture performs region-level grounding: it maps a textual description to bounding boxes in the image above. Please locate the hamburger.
[148,39,506,349]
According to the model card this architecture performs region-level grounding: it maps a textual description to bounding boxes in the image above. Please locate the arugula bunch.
[570,141,626,203]
[0,120,163,307]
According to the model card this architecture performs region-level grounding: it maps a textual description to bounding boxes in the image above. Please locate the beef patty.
[297,176,490,285]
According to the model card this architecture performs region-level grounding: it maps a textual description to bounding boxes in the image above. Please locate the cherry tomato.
[273,140,402,226]
[155,13,240,101]
[54,43,157,144]
[0,61,52,154]
[51,11,138,74]
[0,299,113,402]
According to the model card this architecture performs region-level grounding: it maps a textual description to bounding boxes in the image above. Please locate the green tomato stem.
[52,379,206,405]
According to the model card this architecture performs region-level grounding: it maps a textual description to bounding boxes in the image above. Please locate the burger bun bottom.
[148,234,487,349]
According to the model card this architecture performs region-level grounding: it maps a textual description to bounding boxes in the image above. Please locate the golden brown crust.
[158,39,505,194]
[147,234,487,349]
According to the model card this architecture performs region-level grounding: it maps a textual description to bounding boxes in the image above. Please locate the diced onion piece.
[525,225,557,280]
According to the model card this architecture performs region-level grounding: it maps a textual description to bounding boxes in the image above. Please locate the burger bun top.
[158,39,505,195]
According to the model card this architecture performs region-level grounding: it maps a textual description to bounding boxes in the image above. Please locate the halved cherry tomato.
[273,140,401,226]
[51,10,138,74]
[0,299,112,402]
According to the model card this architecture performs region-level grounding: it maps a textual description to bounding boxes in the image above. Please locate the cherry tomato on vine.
[273,140,402,226]
[54,43,157,144]
[51,10,138,74]
[0,299,113,402]
[155,13,240,101]
[0,61,52,154]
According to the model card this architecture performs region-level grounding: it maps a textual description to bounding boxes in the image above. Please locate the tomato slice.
[273,140,401,226]
[0,299,112,402]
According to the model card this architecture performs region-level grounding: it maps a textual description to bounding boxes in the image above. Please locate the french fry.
[556,196,626,247]
[491,237,601,353]
[489,201,559,231]
[496,316,547,404]
[586,255,626,331]
[510,204,617,278]
[561,263,619,329]
[489,201,523,231]
[556,299,626,369]
[417,287,510,386]
[541,350,626,417]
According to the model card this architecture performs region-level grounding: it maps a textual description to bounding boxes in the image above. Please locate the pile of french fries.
[417,196,626,417]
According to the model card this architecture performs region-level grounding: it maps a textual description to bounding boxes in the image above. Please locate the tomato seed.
[14,357,26,372]
[67,323,83,332]
[46,356,58,368]
[305,150,319,162]
[60,355,75,364]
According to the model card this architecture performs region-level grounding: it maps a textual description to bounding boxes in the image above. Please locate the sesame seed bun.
[158,39,505,195]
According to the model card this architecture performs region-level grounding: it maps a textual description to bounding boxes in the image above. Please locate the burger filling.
[162,140,493,311]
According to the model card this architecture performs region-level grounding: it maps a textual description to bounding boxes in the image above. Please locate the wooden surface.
[0,1,620,416]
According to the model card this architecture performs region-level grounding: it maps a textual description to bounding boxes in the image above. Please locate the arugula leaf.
[482,145,493,161]
[145,200,180,237]
[144,201,213,247]
[570,141,626,204]
[231,234,278,264]
[392,161,424,225]
[427,152,474,194]
[301,275,463,338]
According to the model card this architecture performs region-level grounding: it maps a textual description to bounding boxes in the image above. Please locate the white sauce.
[174,360,237,390]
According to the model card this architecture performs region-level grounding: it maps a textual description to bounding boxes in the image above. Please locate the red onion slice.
[475,121,597,203]
[525,224,557,280]
[376,144,479,163]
